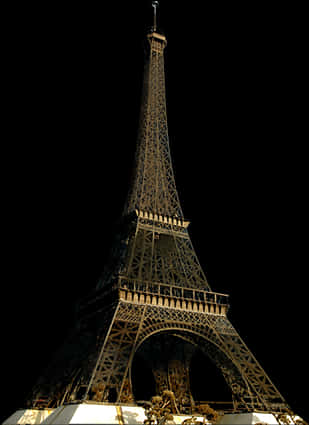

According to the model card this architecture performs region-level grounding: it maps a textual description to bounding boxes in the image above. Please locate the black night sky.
[2,1,307,422]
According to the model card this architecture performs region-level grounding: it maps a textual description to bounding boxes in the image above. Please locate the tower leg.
[168,359,194,413]
[140,334,195,413]
[152,365,169,395]
[86,302,146,403]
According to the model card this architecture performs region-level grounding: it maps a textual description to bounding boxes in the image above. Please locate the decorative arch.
[132,323,252,410]
[85,303,286,412]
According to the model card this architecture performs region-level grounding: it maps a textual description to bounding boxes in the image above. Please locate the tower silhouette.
[27,7,289,416]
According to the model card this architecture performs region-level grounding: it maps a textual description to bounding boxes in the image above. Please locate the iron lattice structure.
[28,30,289,414]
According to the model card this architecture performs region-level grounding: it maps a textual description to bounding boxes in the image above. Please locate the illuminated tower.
[27,1,290,416]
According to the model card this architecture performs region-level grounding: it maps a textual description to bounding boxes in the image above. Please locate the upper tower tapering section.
[124,11,184,219]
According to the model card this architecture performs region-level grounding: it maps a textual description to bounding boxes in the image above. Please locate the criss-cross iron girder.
[124,33,183,219]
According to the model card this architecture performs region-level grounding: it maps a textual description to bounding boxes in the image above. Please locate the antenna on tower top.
[152,0,159,32]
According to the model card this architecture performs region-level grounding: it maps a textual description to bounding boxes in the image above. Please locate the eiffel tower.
[27,2,289,416]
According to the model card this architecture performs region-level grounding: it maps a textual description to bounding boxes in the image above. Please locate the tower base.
[2,404,205,425]
[2,408,54,424]
[2,404,305,425]
[218,412,302,424]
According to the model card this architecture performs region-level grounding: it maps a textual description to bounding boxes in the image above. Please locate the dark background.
[2,1,307,422]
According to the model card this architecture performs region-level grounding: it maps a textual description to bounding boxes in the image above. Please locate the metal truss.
[27,30,290,416]
[124,32,183,218]
[82,300,287,411]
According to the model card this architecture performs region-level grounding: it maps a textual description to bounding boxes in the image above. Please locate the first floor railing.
[118,276,229,315]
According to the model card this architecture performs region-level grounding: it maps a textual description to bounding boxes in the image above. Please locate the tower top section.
[148,1,167,52]
[147,31,167,53]
[124,11,182,219]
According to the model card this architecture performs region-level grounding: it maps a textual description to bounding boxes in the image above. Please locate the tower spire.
[152,1,159,32]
